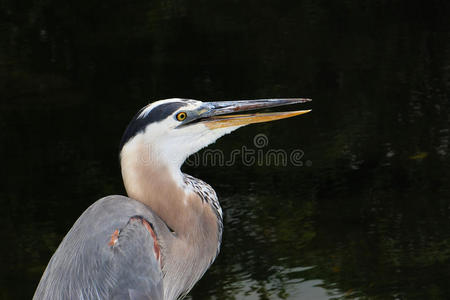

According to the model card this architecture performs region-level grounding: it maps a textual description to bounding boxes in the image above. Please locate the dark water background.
[1,0,450,299]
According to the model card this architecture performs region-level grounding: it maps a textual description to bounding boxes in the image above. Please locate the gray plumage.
[34,196,168,300]
[34,172,223,300]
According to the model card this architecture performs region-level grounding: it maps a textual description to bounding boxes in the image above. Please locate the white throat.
[122,121,242,186]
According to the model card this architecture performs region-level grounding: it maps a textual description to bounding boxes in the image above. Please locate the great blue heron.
[33,98,311,300]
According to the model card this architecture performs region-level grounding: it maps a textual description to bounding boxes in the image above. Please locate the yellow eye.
[176,112,187,121]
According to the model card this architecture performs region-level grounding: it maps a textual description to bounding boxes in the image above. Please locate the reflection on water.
[192,266,344,300]
[1,0,450,299]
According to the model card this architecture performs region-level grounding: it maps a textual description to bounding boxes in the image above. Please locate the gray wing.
[34,196,167,300]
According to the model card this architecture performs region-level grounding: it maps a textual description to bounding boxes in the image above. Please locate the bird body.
[34,177,220,300]
[34,195,166,299]
[34,98,310,299]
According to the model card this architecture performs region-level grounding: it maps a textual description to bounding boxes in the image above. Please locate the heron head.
[119,98,311,170]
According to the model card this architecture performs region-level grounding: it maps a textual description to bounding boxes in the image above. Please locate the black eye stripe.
[145,102,186,122]
[120,102,186,149]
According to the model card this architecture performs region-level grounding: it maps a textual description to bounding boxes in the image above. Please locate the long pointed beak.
[198,98,311,129]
